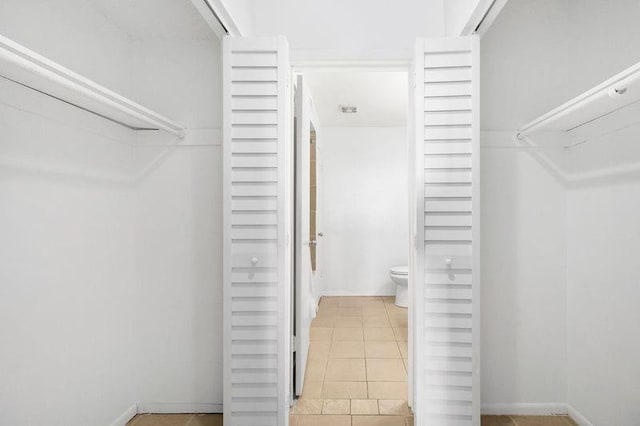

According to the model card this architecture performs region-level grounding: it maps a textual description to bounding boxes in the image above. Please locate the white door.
[222,36,292,426]
[413,36,481,426]
[294,74,319,396]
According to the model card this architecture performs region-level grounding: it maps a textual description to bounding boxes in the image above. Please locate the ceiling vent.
[340,105,357,113]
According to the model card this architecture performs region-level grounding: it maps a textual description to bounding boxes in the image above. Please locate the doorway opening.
[289,67,414,424]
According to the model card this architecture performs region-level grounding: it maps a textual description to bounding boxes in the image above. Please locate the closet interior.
[0,1,222,425]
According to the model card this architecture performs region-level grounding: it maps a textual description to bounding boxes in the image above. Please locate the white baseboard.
[481,403,568,415]
[320,290,395,297]
[567,405,594,426]
[109,404,137,426]
[136,402,223,414]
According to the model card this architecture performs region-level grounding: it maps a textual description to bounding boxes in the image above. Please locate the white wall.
[0,1,138,425]
[319,127,408,296]
[562,2,640,420]
[220,0,256,35]
[480,4,570,411]
[131,38,223,412]
[443,0,480,36]
[566,178,640,425]
[480,132,567,412]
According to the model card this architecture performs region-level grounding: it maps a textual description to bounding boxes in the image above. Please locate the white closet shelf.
[517,60,640,145]
[0,34,186,138]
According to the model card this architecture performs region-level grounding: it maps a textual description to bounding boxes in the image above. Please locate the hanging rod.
[0,34,187,138]
[517,60,640,141]
[199,0,230,34]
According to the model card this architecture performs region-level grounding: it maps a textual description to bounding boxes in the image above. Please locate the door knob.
[251,257,259,265]
[318,232,324,237]
[445,258,452,267]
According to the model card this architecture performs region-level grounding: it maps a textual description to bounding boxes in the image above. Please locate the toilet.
[389,265,409,308]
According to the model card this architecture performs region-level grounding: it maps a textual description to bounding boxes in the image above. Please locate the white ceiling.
[254,0,445,61]
[303,71,408,127]
[86,0,215,41]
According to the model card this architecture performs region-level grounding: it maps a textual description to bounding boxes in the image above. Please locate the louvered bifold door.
[223,36,291,426]
[413,36,480,426]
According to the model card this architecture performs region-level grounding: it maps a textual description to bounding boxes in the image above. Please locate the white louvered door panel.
[413,36,480,426]
[223,36,291,426]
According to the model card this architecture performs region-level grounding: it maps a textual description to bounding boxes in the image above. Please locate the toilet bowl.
[389,265,409,308]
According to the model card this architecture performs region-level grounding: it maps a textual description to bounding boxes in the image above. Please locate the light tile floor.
[291,296,413,426]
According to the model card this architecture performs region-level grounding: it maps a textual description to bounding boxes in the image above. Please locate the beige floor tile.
[311,315,336,327]
[329,340,365,358]
[351,399,379,415]
[333,327,364,341]
[397,341,408,358]
[322,381,368,399]
[308,341,331,360]
[325,358,366,381]
[368,382,408,399]
[337,306,362,316]
[187,414,223,426]
[563,416,578,426]
[363,316,391,327]
[304,358,327,382]
[364,327,396,341]
[317,304,339,314]
[292,399,323,414]
[301,381,323,399]
[362,306,389,316]
[290,414,300,426]
[390,318,408,329]
[481,416,515,425]
[335,316,363,327]
[322,399,350,414]
[385,305,406,315]
[130,414,194,426]
[338,298,364,307]
[297,415,351,426]
[382,296,395,304]
[366,358,407,381]
[352,415,405,426]
[363,299,386,306]
[320,296,340,306]
[388,315,408,328]
[402,358,408,371]
[365,341,401,358]
[310,327,333,341]
[393,328,408,341]
[511,416,570,426]
[378,400,411,415]
[404,415,414,426]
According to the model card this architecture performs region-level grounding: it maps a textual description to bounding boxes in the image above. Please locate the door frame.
[223,38,480,424]
[288,60,416,410]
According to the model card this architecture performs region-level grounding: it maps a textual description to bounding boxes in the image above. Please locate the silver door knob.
[318,232,324,237]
